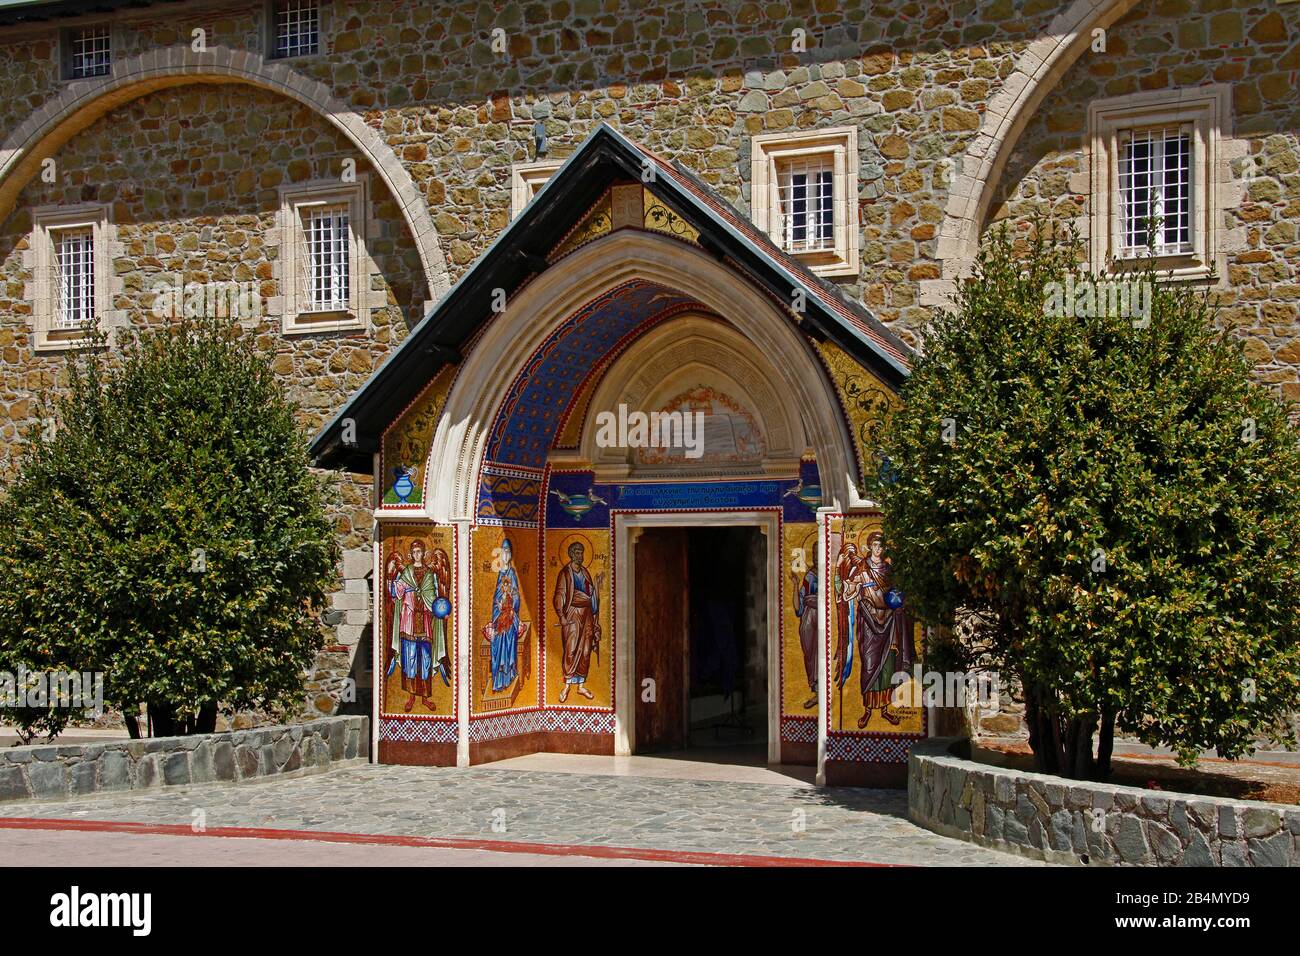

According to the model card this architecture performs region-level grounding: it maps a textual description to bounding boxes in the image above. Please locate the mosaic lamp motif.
[783,479,823,509]
[392,466,416,503]
[550,487,608,521]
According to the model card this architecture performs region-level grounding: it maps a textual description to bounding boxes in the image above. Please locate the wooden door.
[634,528,688,753]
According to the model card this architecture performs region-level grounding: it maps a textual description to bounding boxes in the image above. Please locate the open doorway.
[687,527,767,758]
[632,524,768,763]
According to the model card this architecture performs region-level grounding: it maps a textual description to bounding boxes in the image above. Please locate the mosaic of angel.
[386,540,452,713]
[832,530,914,728]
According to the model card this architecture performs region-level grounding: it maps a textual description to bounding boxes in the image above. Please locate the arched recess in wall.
[423,229,862,523]
[929,0,1142,292]
[578,315,806,477]
[0,45,449,306]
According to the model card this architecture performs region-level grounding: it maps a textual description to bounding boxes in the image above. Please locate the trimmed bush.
[0,319,339,740]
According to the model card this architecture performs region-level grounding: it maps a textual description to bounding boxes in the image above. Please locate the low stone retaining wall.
[0,715,367,803]
[909,737,1299,866]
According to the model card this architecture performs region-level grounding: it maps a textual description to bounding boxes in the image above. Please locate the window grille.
[776,156,835,253]
[273,0,320,58]
[68,26,111,79]
[1119,125,1192,256]
[53,227,95,329]
[301,205,349,313]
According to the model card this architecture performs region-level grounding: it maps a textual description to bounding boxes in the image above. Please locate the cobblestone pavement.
[0,763,1039,866]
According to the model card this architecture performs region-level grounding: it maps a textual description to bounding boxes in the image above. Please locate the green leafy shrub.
[0,319,339,740]
[874,227,1300,779]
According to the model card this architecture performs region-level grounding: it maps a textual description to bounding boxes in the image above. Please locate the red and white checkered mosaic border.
[825,732,920,763]
[469,708,616,742]
[379,717,458,745]
[780,717,817,743]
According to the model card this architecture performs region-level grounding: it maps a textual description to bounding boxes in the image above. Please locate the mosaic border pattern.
[780,716,817,744]
[379,717,458,745]
[469,708,616,742]
[825,733,922,764]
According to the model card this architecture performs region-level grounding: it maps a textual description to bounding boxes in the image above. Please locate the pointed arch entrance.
[418,229,858,770]
[334,125,920,784]
[425,229,860,521]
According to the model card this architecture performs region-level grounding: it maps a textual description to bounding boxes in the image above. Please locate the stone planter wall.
[0,715,368,803]
[909,737,1300,867]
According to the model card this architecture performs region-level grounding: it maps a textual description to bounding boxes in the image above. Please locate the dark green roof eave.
[0,0,177,27]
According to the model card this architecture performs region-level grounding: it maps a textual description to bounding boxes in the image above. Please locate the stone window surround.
[273,176,378,335]
[264,0,333,61]
[25,202,123,352]
[1088,85,1236,283]
[749,126,860,279]
[510,158,564,218]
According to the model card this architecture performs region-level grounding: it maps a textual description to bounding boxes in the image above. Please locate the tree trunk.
[1068,715,1095,779]
[194,701,217,735]
[1023,680,1099,780]
[1024,682,1061,774]
[124,710,141,740]
[147,702,177,738]
[144,701,216,736]
[1094,706,1116,781]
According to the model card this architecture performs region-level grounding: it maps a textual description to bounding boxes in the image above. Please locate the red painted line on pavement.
[0,816,892,867]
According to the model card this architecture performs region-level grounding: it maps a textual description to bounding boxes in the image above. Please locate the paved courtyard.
[0,760,1037,866]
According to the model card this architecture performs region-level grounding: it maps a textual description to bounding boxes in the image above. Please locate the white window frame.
[510,158,564,218]
[28,203,113,352]
[750,126,860,278]
[266,0,326,60]
[277,179,369,334]
[59,23,113,81]
[1089,86,1230,281]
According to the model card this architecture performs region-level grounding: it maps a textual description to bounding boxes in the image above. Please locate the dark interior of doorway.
[684,526,767,763]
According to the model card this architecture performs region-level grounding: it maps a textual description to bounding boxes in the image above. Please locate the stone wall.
[0,0,1296,721]
[994,0,1300,403]
[0,715,367,803]
[0,81,426,470]
[909,737,1300,866]
[0,81,412,711]
[0,0,1082,349]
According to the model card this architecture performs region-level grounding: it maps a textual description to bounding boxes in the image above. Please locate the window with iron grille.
[1089,87,1228,281]
[30,204,110,350]
[53,227,95,329]
[63,25,111,80]
[1119,126,1193,257]
[301,205,349,312]
[777,156,835,253]
[279,180,367,333]
[750,127,859,278]
[272,0,320,58]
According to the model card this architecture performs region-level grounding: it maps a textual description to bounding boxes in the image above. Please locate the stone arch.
[424,229,863,522]
[0,44,448,305]
[930,0,1142,291]
[579,315,804,476]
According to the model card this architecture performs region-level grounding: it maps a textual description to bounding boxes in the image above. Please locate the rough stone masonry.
[0,0,1295,720]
